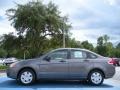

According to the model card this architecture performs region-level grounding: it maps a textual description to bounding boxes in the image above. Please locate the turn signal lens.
[10,62,17,67]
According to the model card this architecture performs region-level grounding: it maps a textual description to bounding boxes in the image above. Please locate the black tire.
[88,70,104,85]
[18,68,36,85]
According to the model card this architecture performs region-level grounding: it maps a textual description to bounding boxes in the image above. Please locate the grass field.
[0,65,8,70]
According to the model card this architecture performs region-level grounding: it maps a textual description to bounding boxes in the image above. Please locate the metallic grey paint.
[7,48,115,81]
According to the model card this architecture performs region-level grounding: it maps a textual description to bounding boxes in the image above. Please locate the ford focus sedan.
[7,48,115,85]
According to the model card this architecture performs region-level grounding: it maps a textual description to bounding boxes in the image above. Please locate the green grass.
[0,65,8,70]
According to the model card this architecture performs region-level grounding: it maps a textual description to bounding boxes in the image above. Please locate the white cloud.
[105,0,120,6]
[0,19,15,35]
[70,29,99,44]
[0,0,30,35]
[71,28,120,46]
[0,0,120,45]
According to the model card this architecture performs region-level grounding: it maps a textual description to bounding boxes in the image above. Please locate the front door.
[39,49,69,79]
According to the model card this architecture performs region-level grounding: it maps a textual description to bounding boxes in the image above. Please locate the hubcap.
[91,72,102,84]
[20,71,33,84]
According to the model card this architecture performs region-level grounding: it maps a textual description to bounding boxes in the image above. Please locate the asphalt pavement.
[113,67,120,81]
[0,77,120,90]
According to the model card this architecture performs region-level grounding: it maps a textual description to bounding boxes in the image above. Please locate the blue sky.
[0,0,120,45]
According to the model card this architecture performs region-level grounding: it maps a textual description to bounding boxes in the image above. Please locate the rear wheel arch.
[88,68,105,78]
[87,68,105,85]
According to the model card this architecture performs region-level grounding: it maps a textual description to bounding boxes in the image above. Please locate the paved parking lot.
[0,77,120,90]
[113,67,120,81]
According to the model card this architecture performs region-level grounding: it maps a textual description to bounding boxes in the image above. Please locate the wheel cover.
[91,72,102,84]
[20,71,33,84]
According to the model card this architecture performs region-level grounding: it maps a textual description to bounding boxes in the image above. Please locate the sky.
[0,0,120,46]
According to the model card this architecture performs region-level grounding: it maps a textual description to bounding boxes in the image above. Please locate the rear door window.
[87,52,98,59]
[71,50,87,59]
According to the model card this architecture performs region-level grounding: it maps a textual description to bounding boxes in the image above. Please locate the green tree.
[6,1,71,58]
[114,43,120,58]
[106,42,114,57]
[116,43,120,49]
[0,48,7,58]
[81,40,94,51]
[96,36,107,56]
[103,34,109,45]
[97,36,103,46]
[1,33,16,57]
[66,38,82,48]
[96,35,114,57]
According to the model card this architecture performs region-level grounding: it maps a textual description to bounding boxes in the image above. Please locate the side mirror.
[44,56,51,62]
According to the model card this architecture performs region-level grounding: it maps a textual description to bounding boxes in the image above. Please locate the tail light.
[108,58,115,65]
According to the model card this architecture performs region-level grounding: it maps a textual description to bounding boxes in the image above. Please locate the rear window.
[87,52,98,59]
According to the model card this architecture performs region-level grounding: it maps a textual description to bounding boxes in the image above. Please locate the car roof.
[53,48,91,52]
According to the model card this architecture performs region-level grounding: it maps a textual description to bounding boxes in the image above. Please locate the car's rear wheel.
[88,70,104,85]
[18,69,36,85]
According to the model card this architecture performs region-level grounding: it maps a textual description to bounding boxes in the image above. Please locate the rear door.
[68,49,93,79]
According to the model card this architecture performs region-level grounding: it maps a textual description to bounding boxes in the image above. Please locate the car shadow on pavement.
[0,79,113,89]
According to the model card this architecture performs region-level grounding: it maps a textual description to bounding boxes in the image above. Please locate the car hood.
[16,58,42,65]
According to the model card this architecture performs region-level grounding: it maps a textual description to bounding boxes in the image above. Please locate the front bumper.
[6,67,18,79]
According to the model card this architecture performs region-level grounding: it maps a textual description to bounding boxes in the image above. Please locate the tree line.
[0,33,120,59]
[0,1,120,59]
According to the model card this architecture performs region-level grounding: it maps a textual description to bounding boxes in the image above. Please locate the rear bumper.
[105,66,115,79]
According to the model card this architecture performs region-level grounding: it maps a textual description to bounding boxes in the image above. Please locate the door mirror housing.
[44,56,51,62]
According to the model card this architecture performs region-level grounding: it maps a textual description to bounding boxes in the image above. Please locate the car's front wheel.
[18,69,36,85]
[88,70,104,85]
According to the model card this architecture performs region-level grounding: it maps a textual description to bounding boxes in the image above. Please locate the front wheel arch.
[17,67,37,80]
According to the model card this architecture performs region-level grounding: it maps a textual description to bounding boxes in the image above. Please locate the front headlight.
[10,62,18,68]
